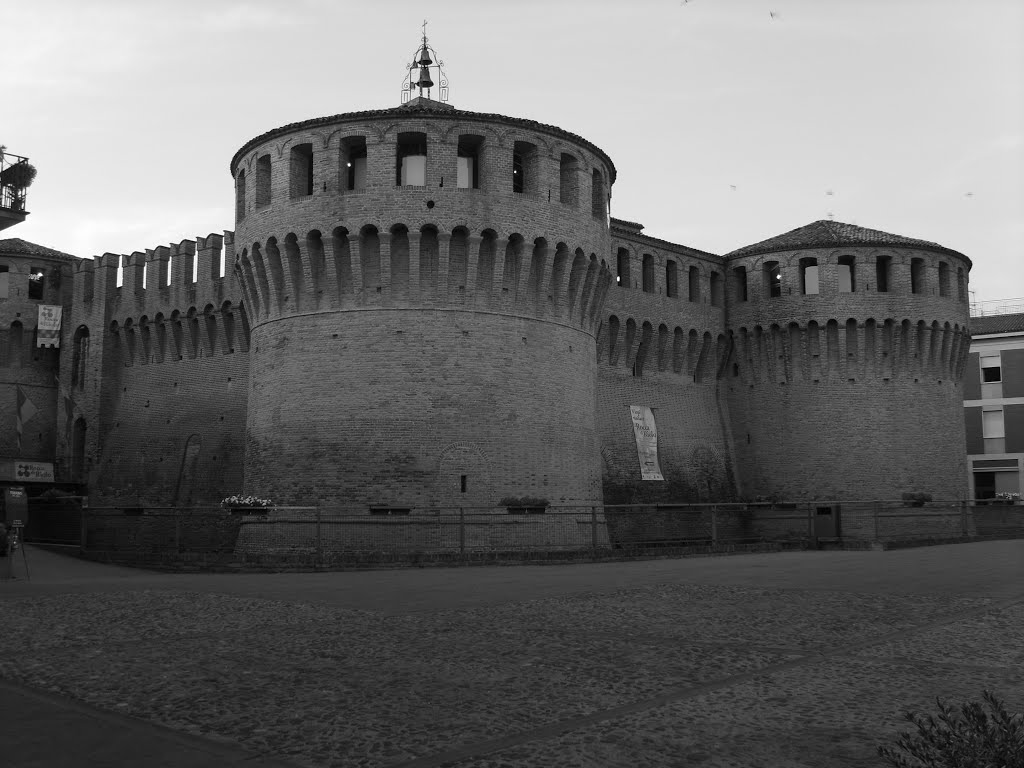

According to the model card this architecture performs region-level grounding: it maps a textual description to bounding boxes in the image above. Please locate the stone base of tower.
[243,309,601,508]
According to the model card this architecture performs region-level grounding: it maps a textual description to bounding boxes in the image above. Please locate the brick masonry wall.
[246,310,601,508]
[1,251,76,463]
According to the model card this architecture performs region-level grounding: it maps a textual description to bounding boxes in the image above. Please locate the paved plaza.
[1,542,1022,767]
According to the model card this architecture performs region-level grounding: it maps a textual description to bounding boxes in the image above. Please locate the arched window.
[764,261,781,298]
[559,154,579,205]
[289,143,314,198]
[838,255,855,292]
[733,266,748,302]
[616,248,630,287]
[396,132,427,187]
[72,325,90,388]
[710,271,723,306]
[458,135,483,189]
[235,170,246,221]
[341,136,367,192]
[255,154,271,207]
[938,261,950,297]
[910,258,925,294]
[688,266,700,302]
[512,141,537,194]
[799,258,819,295]
[642,254,654,293]
[665,260,678,298]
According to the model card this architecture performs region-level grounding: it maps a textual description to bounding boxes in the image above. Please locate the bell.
[417,45,433,66]
[415,66,434,89]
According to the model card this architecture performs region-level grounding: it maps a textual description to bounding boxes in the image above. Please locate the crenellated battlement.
[71,231,241,326]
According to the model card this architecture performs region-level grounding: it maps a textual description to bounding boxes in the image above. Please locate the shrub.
[901,492,933,507]
[878,690,1024,767]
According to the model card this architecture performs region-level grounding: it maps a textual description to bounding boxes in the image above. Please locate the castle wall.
[597,228,733,503]
[58,233,249,504]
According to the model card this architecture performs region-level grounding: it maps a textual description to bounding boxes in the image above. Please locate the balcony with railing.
[0,149,34,231]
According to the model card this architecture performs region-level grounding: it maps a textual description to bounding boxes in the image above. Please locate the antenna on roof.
[401,21,448,104]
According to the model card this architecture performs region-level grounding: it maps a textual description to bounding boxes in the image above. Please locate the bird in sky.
[730,185,737,191]
[964,192,974,198]
[826,189,834,196]
[769,10,780,20]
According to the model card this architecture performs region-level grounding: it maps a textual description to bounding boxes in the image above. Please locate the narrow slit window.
[591,169,605,218]
[910,257,925,294]
[642,254,654,293]
[235,170,246,221]
[688,266,700,302]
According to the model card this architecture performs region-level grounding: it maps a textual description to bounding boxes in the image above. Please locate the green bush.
[878,690,1023,767]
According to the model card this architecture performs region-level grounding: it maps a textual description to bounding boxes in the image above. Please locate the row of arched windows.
[599,315,726,382]
[235,225,612,328]
[729,318,970,383]
[108,303,249,366]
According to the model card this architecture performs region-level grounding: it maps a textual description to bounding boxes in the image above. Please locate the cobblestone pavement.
[1,543,1021,767]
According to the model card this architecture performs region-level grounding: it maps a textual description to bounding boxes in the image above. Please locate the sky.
[4,0,1022,305]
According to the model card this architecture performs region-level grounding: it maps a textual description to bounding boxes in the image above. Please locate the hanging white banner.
[629,405,664,481]
[37,304,62,348]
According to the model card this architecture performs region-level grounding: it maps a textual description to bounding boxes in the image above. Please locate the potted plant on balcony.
[0,160,36,190]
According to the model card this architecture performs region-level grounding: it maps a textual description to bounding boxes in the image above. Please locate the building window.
[457,135,482,189]
[642,254,654,293]
[29,267,45,300]
[666,260,678,298]
[764,261,781,298]
[512,141,537,194]
[957,267,966,301]
[799,258,819,295]
[981,354,1001,383]
[289,143,314,198]
[910,257,925,294]
[559,153,579,205]
[688,266,700,302]
[982,407,1005,454]
[876,255,891,293]
[709,271,722,306]
[938,261,950,297]
[734,266,748,302]
[396,132,427,187]
[342,137,367,191]
[838,255,855,292]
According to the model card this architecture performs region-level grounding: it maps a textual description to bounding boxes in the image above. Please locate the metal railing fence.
[19,499,1024,567]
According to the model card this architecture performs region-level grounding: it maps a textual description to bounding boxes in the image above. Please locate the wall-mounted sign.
[630,405,664,481]
[37,305,63,348]
[4,461,55,483]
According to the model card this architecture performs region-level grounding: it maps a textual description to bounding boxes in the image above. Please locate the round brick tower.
[229,87,615,507]
[723,220,972,501]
